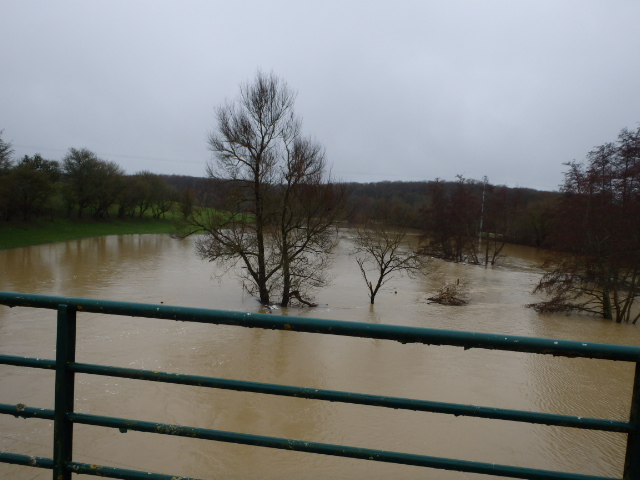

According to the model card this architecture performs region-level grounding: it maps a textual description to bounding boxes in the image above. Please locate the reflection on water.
[0,234,638,479]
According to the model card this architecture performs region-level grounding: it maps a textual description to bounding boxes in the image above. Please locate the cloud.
[2,0,639,191]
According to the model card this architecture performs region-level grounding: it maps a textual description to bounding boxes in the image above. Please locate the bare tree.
[274,138,345,305]
[528,126,640,323]
[179,71,344,306]
[352,222,431,304]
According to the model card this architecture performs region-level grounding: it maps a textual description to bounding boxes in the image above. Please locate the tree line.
[0,129,557,255]
[344,178,558,250]
[0,135,179,222]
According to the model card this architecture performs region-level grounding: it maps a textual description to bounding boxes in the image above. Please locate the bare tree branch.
[351,222,431,304]
[177,71,344,306]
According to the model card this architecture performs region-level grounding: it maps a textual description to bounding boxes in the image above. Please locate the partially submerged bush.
[428,280,468,306]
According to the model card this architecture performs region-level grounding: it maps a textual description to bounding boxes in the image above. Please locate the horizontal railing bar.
[0,452,200,480]
[1,291,639,362]
[0,353,56,370]
[72,362,632,433]
[0,403,55,420]
[67,461,203,480]
[23,357,620,438]
[69,412,619,480]
[0,451,54,469]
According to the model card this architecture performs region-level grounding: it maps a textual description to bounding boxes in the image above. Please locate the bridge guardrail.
[0,291,638,480]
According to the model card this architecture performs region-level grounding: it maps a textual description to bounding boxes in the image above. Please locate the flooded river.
[1,233,638,479]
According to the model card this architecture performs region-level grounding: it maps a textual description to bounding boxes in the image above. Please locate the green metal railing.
[0,291,639,480]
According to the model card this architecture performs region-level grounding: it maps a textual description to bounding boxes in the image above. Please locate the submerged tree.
[421,176,481,263]
[422,176,522,266]
[480,183,522,266]
[179,71,344,306]
[428,280,468,306]
[352,221,431,304]
[528,126,640,323]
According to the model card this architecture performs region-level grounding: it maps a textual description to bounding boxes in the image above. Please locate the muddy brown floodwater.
[1,233,639,479]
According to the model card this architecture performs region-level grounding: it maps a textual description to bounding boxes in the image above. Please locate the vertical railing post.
[624,362,640,479]
[53,304,77,480]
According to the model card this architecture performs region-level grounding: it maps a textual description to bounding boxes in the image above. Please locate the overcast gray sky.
[2,1,639,191]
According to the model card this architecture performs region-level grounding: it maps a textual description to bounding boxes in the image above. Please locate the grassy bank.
[0,217,178,250]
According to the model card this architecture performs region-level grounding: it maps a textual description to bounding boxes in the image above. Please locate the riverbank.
[0,217,177,249]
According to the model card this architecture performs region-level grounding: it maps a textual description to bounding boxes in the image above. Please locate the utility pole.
[479,176,488,263]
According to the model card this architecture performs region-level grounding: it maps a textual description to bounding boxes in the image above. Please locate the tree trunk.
[280,260,291,307]
[602,290,613,321]
[255,173,270,305]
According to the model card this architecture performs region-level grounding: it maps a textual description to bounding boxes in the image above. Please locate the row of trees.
[344,180,558,249]
[0,133,178,222]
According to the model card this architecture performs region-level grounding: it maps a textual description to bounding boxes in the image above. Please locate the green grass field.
[0,217,178,250]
